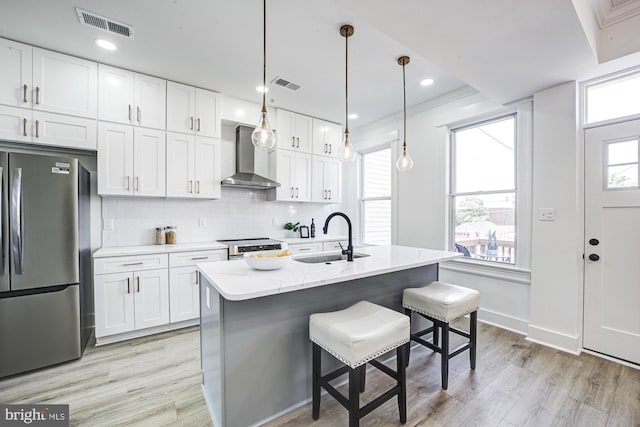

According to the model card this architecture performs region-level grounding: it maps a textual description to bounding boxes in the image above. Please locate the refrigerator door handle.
[0,166,3,275]
[11,168,24,274]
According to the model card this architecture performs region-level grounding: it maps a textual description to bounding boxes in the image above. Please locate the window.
[585,70,640,124]
[361,146,391,245]
[450,115,517,265]
[605,138,639,189]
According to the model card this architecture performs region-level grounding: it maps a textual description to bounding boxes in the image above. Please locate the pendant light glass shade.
[252,110,276,149]
[339,25,357,163]
[396,148,414,171]
[396,55,414,171]
[252,0,276,150]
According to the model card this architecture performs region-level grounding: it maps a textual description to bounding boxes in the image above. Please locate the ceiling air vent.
[271,76,303,91]
[76,8,135,39]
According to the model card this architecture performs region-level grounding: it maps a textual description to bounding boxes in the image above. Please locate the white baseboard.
[478,308,528,335]
[526,324,580,355]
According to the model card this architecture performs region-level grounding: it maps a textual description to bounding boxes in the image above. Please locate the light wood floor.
[0,321,638,426]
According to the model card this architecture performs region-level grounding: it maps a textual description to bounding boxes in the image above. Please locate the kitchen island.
[197,245,460,427]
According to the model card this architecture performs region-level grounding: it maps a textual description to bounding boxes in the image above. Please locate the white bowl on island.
[244,250,292,270]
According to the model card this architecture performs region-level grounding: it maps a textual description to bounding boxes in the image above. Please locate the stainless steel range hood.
[221,125,281,189]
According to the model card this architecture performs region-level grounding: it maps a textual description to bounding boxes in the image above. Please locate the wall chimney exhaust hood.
[221,125,281,189]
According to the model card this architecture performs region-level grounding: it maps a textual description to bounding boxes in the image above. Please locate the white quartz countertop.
[197,245,461,301]
[93,242,229,258]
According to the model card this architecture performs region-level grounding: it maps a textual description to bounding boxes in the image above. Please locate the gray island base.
[198,245,460,427]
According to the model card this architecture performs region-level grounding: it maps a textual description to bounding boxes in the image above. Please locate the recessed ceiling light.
[420,78,434,87]
[348,113,358,119]
[95,39,117,51]
[256,85,269,93]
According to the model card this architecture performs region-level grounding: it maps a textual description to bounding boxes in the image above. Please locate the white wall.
[529,81,583,353]
[101,122,346,247]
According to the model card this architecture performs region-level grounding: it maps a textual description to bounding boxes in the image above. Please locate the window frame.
[446,103,532,271]
[360,143,392,246]
[583,66,640,129]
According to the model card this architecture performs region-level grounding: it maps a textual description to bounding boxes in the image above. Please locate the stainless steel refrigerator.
[0,151,92,378]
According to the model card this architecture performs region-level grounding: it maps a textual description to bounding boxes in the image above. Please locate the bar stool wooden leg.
[470,311,477,370]
[433,322,439,347]
[397,344,407,424]
[403,307,412,366]
[359,365,366,393]
[441,321,450,390]
[348,367,360,427]
[312,343,321,420]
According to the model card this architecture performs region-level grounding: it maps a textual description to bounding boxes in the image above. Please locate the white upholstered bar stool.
[309,301,410,427]
[403,281,480,389]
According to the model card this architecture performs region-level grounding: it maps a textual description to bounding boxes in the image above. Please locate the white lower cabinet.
[94,268,169,338]
[287,242,323,255]
[322,241,349,252]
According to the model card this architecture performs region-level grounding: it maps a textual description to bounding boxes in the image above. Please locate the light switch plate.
[539,208,556,221]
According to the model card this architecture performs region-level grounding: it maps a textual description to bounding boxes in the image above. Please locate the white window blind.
[361,147,391,245]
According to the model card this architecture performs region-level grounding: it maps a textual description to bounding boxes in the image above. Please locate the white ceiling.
[1,0,639,127]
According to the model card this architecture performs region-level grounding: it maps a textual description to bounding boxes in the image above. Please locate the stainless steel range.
[218,238,283,260]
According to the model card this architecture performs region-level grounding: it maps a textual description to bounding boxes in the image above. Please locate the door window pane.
[608,165,638,188]
[454,117,515,193]
[607,139,638,165]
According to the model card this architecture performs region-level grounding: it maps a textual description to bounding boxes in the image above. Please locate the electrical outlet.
[103,218,114,231]
[539,208,556,221]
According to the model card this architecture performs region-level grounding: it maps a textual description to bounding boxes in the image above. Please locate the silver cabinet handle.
[10,168,24,274]
[196,180,200,194]
[22,119,27,137]
[328,144,332,154]
[190,117,194,130]
[35,120,39,138]
[323,190,327,200]
[129,104,132,122]
[136,276,140,292]
[290,187,294,198]
[0,167,3,273]
[189,180,193,193]
[191,256,209,260]
[296,137,300,148]
[291,137,295,147]
[324,143,327,153]
[23,84,27,103]
[127,277,131,294]
[137,106,141,123]
[295,187,299,198]
[135,176,140,191]
[299,248,311,251]
[35,87,40,105]
[194,271,199,285]
[197,118,201,132]
[328,190,331,200]
[126,176,131,191]
[123,262,144,266]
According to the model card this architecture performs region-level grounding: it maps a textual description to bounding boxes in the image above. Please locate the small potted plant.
[283,222,300,238]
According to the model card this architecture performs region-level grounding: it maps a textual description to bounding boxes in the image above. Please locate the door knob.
[589,238,599,246]
[588,254,600,261]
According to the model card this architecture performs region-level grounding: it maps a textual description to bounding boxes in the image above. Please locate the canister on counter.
[154,227,166,245]
[166,226,177,244]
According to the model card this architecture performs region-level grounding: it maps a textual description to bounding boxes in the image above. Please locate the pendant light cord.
[261,0,267,114]
[345,31,349,136]
[402,61,407,152]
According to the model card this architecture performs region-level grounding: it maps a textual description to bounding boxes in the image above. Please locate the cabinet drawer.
[288,242,323,255]
[94,254,168,275]
[322,241,348,252]
[169,250,227,268]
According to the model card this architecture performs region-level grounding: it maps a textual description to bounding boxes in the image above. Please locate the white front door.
[584,119,640,364]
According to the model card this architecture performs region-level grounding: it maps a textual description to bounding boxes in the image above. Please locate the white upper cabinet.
[269,150,312,201]
[31,110,97,150]
[312,118,341,158]
[99,65,166,129]
[277,109,312,153]
[32,48,97,118]
[0,105,31,143]
[312,157,342,203]
[166,132,221,199]
[167,82,220,138]
[98,122,166,197]
[0,39,32,108]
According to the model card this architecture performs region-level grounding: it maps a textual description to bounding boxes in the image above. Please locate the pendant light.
[339,25,357,163]
[396,56,414,171]
[251,0,276,149]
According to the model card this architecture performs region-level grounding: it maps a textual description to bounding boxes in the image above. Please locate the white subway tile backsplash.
[101,187,347,247]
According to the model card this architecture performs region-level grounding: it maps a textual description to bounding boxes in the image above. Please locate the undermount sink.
[294,253,370,264]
